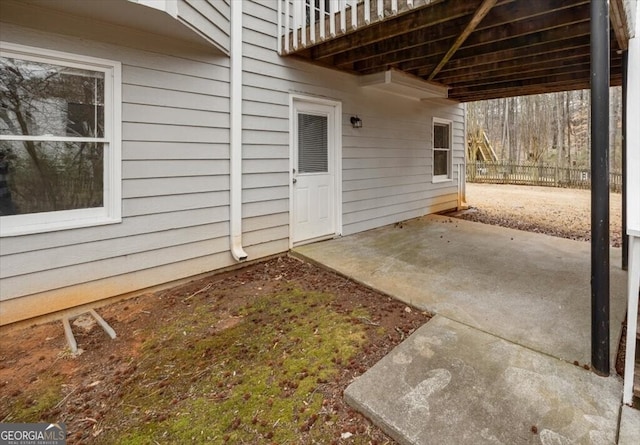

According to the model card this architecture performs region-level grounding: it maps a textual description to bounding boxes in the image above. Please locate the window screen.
[298,113,328,173]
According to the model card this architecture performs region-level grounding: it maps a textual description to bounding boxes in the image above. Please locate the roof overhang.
[11,0,224,53]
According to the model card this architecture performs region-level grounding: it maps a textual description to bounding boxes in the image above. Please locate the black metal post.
[622,50,628,271]
[590,0,610,376]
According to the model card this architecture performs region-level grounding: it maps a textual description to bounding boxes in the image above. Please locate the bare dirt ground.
[1,256,428,445]
[457,183,623,247]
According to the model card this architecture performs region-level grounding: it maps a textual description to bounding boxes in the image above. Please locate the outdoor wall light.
[350,116,363,128]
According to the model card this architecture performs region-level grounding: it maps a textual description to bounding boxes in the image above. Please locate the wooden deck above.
[279,0,631,102]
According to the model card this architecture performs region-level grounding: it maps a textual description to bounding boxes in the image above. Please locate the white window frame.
[292,1,358,26]
[432,117,453,183]
[0,42,122,237]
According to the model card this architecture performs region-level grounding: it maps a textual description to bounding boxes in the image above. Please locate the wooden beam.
[428,25,620,78]
[448,62,623,101]
[393,7,591,74]
[433,69,620,102]
[451,78,594,100]
[335,0,583,69]
[350,2,591,74]
[355,37,453,73]
[309,0,479,60]
[610,0,629,50]
[436,32,620,82]
[440,52,592,85]
[356,13,587,75]
[461,2,590,49]
[281,0,626,104]
[427,0,498,80]
[356,27,591,76]
[408,20,591,75]
[436,43,591,83]
[451,81,591,101]
[450,62,593,89]
[336,15,468,69]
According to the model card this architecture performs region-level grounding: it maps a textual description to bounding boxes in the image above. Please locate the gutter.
[230,0,247,261]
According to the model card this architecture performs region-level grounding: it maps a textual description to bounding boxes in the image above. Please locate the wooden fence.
[466,162,622,193]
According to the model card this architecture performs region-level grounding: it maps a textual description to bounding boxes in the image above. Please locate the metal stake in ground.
[590,0,610,376]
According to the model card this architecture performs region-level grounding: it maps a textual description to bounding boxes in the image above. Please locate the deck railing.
[277,0,421,55]
[467,162,623,193]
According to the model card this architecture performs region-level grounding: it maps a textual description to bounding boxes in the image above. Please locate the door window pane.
[298,113,328,173]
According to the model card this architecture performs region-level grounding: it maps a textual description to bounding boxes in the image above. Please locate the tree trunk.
[501,98,509,161]
[566,91,572,167]
[610,87,620,171]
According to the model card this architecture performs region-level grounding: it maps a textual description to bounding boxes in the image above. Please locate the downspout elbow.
[231,235,248,261]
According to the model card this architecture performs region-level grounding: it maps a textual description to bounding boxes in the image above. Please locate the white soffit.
[20,0,216,51]
[359,69,450,100]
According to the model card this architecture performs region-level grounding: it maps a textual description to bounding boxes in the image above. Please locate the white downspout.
[230,0,247,261]
[459,102,468,210]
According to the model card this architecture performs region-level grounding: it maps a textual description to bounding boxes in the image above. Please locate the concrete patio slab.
[344,315,623,445]
[618,406,640,445]
[294,215,627,368]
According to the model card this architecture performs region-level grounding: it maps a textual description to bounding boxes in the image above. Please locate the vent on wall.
[359,69,450,101]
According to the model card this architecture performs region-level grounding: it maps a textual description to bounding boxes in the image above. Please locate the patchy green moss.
[99,288,368,444]
[5,372,63,423]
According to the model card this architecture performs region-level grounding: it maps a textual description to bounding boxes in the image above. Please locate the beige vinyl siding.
[0,10,232,324]
[4,251,235,325]
[243,0,464,239]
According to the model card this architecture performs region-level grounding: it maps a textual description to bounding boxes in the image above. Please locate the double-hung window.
[0,43,121,236]
[432,117,452,182]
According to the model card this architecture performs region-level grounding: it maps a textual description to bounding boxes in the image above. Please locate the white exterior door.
[291,99,338,245]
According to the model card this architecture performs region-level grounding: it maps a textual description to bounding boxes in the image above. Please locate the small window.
[433,118,452,182]
[0,43,121,236]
